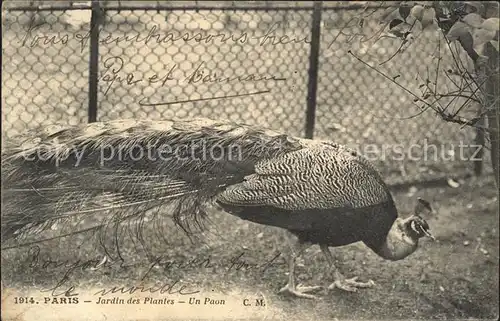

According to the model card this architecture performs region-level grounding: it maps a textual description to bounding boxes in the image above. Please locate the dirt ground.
[1,175,498,321]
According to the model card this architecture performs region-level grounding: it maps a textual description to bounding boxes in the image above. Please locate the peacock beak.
[416,220,435,241]
[424,230,435,241]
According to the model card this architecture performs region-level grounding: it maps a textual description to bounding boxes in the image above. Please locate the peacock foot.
[328,276,375,292]
[278,283,323,299]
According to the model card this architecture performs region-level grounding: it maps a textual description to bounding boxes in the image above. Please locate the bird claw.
[328,277,375,292]
[278,284,323,299]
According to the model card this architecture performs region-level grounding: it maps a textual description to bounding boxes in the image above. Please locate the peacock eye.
[410,221,417,232]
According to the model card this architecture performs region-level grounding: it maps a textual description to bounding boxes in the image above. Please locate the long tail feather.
[1,118,302,252]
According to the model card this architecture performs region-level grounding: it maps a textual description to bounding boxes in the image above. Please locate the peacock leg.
[320,245,375,292]
[278,232,322,299]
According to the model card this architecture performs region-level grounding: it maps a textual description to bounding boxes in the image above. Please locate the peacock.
[1,118,434,299]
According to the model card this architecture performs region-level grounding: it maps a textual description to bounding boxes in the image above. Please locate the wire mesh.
[97,8,311,138]
[1,1,482,184]
[2,8,90,139]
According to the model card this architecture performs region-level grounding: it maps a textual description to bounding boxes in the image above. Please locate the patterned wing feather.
[217,141,392,211]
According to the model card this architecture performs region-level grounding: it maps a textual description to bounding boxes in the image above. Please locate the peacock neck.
[366,217,419,261]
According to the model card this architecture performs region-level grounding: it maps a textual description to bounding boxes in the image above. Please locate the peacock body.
[1,118,433,298]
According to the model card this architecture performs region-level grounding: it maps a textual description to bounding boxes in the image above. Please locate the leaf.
[410,4,436,29]
[390,19,405,30]
[481,17,500,31]
[464,2,485,15]
[458,33,479,61]
[388,16,414,38]
[415,1,433,6]
[488,40,499,52]
[447,21,472,41]
[462,13,485,28]
[399,5,412,21]
[421,7,436,29]
[473,27,497,49]
[484,2,499,19]
[477,40,500,57]
[476,54,489,65]
[410,4,425,21]
[381,7,404,24]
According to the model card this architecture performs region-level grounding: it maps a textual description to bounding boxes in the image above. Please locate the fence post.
[473,115,485,176]
[88,0,100,123]
[304,1,322,139]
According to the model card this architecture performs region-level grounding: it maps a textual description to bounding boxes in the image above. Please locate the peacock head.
[404,197,435,240]
[376,198,435,261]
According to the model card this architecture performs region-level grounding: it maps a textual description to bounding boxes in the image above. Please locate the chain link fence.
[2,1,485,185]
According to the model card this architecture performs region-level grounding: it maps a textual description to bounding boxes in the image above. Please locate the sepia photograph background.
[1,1,499,320]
